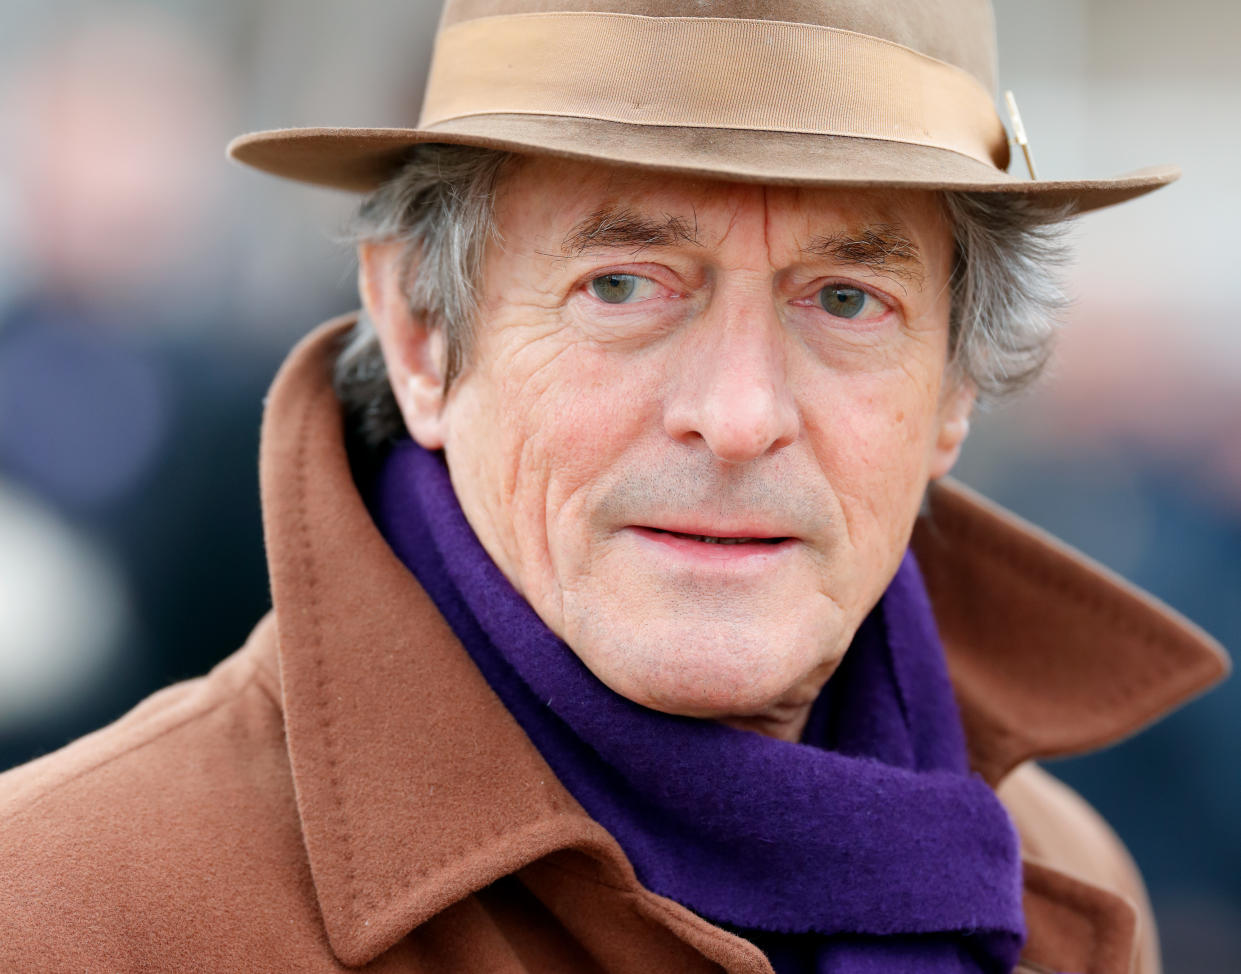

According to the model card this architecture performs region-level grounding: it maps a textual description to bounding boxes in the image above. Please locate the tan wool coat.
[0,318,1228,974]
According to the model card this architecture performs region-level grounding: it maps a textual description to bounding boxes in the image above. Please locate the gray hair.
[336,144,1070,446]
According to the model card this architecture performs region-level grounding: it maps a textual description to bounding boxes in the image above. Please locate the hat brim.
[228,115,1178,215]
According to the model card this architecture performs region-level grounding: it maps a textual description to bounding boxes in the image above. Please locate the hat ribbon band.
[420,12,1010,169]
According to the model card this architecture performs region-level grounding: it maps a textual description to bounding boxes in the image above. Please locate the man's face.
[368,158,971,737]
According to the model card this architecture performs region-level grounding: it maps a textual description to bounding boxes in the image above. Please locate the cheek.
[507,345,640,471]
[807,369,938,466]
[523,345,663,522]
[803,369,942,545]
[452,340,661,567]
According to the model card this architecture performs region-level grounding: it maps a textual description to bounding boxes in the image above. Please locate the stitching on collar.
[937,493,1187,659]
[952,525,1184,708]
[289,387,364,931]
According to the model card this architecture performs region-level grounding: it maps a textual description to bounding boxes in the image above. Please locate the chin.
[565,607,845,721]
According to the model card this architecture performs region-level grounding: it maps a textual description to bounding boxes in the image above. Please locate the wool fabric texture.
[372,440,1027,973]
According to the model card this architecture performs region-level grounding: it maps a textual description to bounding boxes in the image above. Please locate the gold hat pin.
[1004,90,1038,180]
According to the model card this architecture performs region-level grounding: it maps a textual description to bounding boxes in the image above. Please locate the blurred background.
[0,1,1235,969]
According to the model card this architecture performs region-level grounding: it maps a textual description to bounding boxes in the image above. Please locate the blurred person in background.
[0,1,1236,972]
[0,11,278,767]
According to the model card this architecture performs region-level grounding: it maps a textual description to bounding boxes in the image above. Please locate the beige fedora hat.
[228,0,1176,214]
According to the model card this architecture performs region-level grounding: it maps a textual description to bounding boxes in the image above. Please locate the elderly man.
[0,2,1228,972]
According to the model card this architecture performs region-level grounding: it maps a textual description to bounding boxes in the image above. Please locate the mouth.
[646,528,791,546]
[627,525,798,566]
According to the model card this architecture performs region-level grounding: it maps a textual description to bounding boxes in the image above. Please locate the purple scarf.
[372,441,1026,973]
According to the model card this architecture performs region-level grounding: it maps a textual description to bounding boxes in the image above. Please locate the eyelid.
[818,276,891,302]
[582,261,675,282]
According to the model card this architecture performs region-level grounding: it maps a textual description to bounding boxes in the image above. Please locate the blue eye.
[819,286,870,319]
[591,274,639,303]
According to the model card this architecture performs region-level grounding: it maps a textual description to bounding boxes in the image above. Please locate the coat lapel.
[913,479,1229,786]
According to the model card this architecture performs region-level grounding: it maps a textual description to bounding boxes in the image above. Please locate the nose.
[663,292,799,464]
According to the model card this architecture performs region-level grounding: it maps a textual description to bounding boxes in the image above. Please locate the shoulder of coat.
[998,762,1162,973]
[0,615,297,969]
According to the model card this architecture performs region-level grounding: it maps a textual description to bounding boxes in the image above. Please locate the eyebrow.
[560,206,925,283]
[561,204,700,255]
[802,224,925,283]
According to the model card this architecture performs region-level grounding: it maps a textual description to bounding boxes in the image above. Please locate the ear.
[927,376,976,481]
[357,240,449,450]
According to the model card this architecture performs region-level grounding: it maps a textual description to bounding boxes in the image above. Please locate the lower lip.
[627,527,796,565]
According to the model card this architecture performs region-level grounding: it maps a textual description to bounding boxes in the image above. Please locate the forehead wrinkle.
[762,185,772,262]
[561,202,701,257]
[802,223,926,285]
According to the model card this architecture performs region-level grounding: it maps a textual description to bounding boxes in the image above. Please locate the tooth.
[667,532,768,544]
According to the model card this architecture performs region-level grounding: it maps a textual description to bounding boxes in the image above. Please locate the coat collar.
[913,477,1229,785]
[261,317,1228,966]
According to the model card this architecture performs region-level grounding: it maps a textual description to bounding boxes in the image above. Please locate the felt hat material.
[229,0,1177,212]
